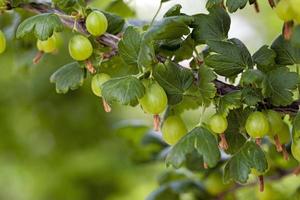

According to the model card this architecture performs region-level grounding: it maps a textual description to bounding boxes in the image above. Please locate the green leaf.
[118,26,142,66]
[52,0,78,8]
[166,127,220,168]
[163,4,182,17]
[252,45,277,73]
[205,38,253,77]
[206,0,223,9]
[291,25,300,48]
[50,62,85,94]
[192,7,230,44]
[102,11,125,34]
[153,61,194,105]
[293,112,300,141]
[224,141,268,184]
[217,91,242,116]
[144,15,193,41]
[240,69,265,87]
[271,35,300,65]
[241,87,262,106]
[105,0,135,18]
[226,0,248,13]
[184,66,217,107]
[101,76,145,106]
[262,67,299,106]
[16,13,64,41]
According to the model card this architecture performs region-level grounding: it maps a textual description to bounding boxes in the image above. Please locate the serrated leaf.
[166,127,220,168]
[184,66,217,107]
[205,38,253,77]
[224,109,248,154]
[101,76,145,106]
[102,11,125,34]
[118,26,142,66]
[192,7,230,44]
[16,13,64,40]
[50,62,85,94]
[271,35,300,65]
[153,61,194,105]
[224,141,268,184]
[144,15,193,41]
[217,91,242,116]
[163,4,182,17]
[226,0,248,13]
[262,67,299,106]
[206,0,223,9]
[240,69,265,87]
[291,25,300,48]
[241,87,262,106]
[105,0,135,18]
[252,45,277,73]
[292,112,300,141]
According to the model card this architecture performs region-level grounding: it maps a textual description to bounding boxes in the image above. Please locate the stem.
[102,99,111,113]
[282,145,289,161]
[33,51,44,64]
[255,138,262,146]
[153,114,161,132]
[203,162,208,169]
[219,133,229,150]
[274,134,283,152]
[254,1,260,13]
[150,2,162,27]
[293,165,300,175]
[258,175,264,192]
[85,60,96,74]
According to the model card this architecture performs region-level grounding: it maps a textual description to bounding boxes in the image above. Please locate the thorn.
[254,1,260,13]
[85,60,96,74]
[258,175,264,192]
[153,114,160,132]
[255,138,262,146]
[219,133,229,150]
[203,162,208,169]
[282,145,289,161]
[268,0,275,8]
[274,134,283,152]
[33,51,44,64]
[102,98,111,113]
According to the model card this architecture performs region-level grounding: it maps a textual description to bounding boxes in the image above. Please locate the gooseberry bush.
[1,0,300,199]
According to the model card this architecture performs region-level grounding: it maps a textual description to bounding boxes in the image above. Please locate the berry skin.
[277,122,291,144]
[139,79,167,115]
[162,115,187,145]
[91,73,111,97]
[68,35,93,61]
[274,0,295,21]
[86,11,108,36]
[0,30,6,54]
[245,111,270,138]
[37,34,58,53]
[208,114,228,134]
[292,141,300,162]
[265,110,284,137]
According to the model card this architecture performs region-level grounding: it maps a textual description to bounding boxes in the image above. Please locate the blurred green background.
[0,0,294,199]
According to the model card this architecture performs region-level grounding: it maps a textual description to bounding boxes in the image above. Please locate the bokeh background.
[0,0,294,199]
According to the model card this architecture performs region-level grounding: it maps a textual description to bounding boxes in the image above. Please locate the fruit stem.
[281,145,289,161]
[150,2,162,27]
[268,0,275,8]
[283,21,293,40]
[153,114,160,132]
[85,60,96,74]
[33,51,44,64]
[203,162,208,169]
[274,134,283,152]
[255,138,262,146]
[258,175,264,192]
[219,133,229,150]
[294,165,300,175]
[102,98,111,113]
[254,1,260,13]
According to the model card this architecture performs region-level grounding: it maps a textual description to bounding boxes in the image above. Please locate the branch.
[13,2,300,114]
